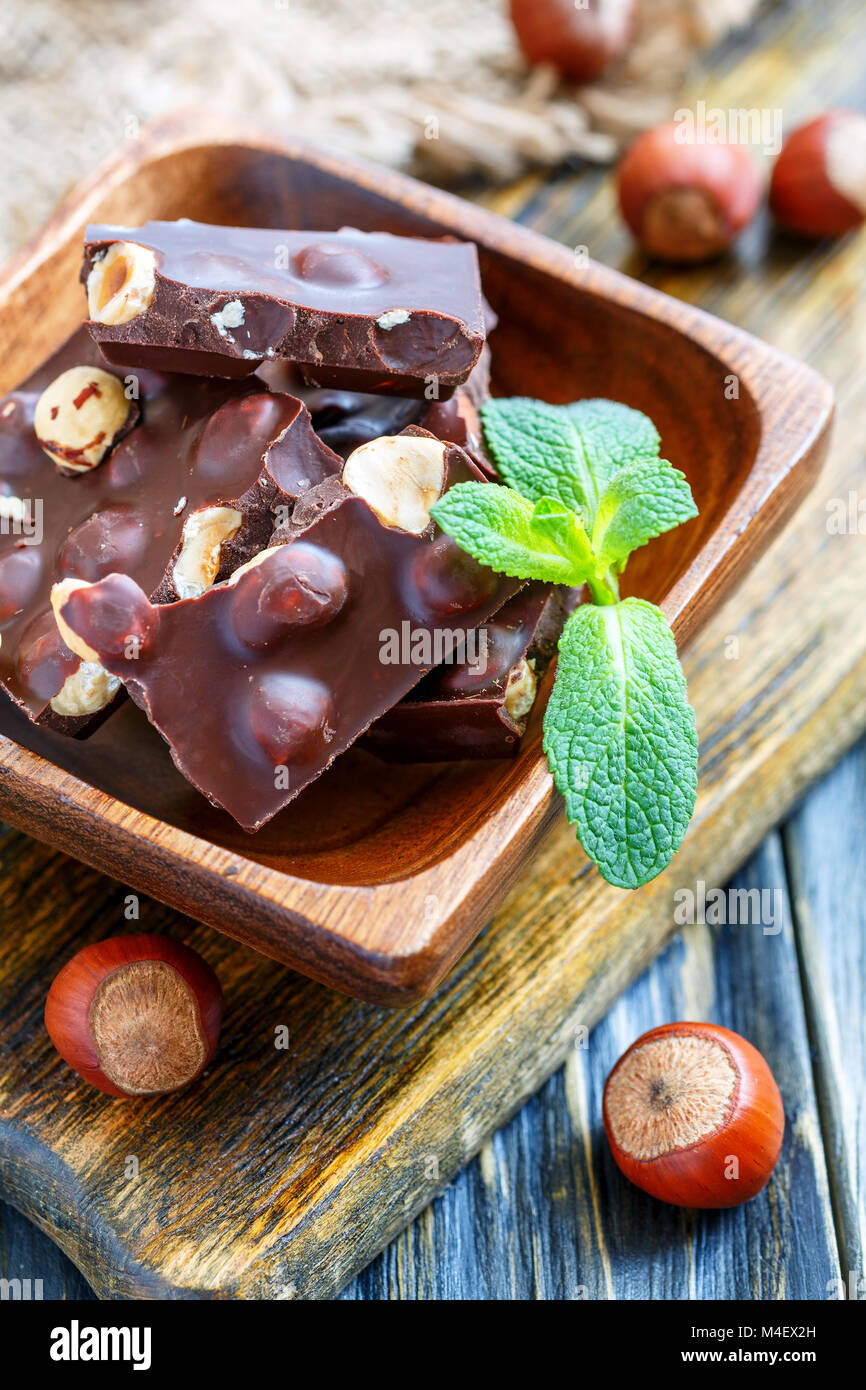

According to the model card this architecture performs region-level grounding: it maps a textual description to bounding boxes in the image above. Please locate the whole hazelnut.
[509,0,636,83]
[603,1022,784,1207]
[45,934,223,1098]
[33,366,138,472]
[770,110,866,238]
[617,122,762,262]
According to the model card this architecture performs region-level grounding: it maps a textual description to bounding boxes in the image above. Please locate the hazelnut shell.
[45,934,223,1098]
[603,1022,784,1208]
[770,110,866,238]
[617,122,763,262]
[509,0,636,83]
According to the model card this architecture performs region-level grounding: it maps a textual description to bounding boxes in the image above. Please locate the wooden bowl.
[0,111,833,1004]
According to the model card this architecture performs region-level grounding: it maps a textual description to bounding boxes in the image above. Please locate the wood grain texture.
[783,748,866,1296]
[346,832,842,1299]
[4,761,860,1300]
[0,110,831,1004]
[1,0,865,1301]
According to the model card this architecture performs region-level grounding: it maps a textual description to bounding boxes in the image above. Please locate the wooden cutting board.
[3,36,866,1293]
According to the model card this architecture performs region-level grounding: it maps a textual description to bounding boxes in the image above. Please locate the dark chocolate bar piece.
[59,433,521,830]
[418,343,496,478]
[82,221,486,397]
[260,343,496,475]
[364,582,572,762]
[0,329,339,734]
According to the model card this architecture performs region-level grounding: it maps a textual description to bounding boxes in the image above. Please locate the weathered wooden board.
[4,795,856,1300]
[2,0,866,1300]
[347,831,843,1300]
[783,746,866,1297]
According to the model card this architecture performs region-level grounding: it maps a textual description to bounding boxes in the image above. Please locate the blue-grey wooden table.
[2,740,863,1298]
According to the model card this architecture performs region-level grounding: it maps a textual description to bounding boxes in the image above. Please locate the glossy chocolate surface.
[364,582,561,762]
[0,329,338,727]
[84,221,486,395]
[60,438,521,830]
[260,345,495,473]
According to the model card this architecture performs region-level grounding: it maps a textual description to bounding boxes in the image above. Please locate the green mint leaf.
[530,497,595,575]
[431,482,592,585]
[481,397,593,516]
[543,598,698,889]
[565,399,661,488]
[591,459,698,574]
[481,397,662,525]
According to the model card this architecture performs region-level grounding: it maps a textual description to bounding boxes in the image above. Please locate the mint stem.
[588,570,620,606]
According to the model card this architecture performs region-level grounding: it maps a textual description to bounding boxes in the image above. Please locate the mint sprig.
[543,600,698,889]
[430,396,699,890]
[481,397,662,523]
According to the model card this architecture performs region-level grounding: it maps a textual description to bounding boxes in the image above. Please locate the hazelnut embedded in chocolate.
[172,506,243,600]
[503,657,537,725]
[50,579,101,663]
[0,548,42,622]
[51,660,122,719]
[86,241,157,325]
[248,672,333,765]
[411,535,497,616]
[59,505,152,583]
[342,434,446,534]
[15,602,120,719]
[14,611,80,703]
[229,543,348,649]
[56,573,160,663]
[293,242,389,289]
[33,366,138,473]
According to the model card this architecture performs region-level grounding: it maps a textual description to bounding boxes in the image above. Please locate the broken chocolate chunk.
[364,584,580,761]
[83,220,486,397]
[59,434,521,829]
[0,329,339,734]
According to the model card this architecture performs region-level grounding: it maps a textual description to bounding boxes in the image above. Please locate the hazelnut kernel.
[87,241,157,325]
[34,366,137,472]
[50,660,121,718]
[172,506,243,600]
[504,657,537,725]
[50,578,100,663]
[342,435,446,534]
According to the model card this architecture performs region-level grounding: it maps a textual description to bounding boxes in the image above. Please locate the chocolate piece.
[364,584,578,762]
[83,221,486,397]
[260,344,496,476]
[260,362,422,456]
[0,329,339,734]
[60,436,521,830]
[418,343,496,478]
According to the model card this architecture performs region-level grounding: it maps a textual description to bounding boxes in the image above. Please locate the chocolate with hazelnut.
[58,431,521,829]
[83,220,487,396]
[0,329,340,735]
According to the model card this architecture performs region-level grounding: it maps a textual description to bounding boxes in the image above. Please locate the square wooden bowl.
[0,111,833,1004]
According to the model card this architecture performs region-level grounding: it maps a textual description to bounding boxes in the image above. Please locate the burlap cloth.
[2,0,758,259]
